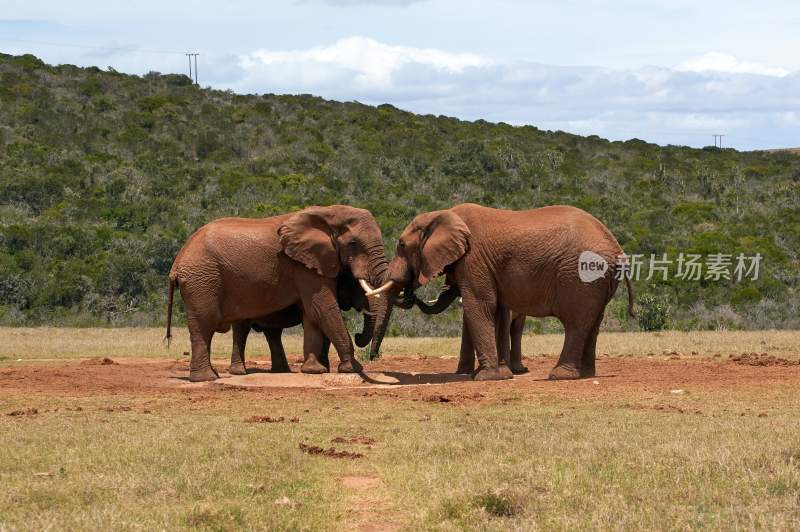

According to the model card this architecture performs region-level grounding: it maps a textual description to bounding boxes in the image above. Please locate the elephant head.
[366,210,470,357]
[278,205,391,349]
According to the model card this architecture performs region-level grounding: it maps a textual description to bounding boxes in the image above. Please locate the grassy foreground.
[1,327,799,361]
[1,329,800,530]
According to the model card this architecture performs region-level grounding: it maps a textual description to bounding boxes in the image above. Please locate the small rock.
[670,389,685,395]
[592,380,600,385]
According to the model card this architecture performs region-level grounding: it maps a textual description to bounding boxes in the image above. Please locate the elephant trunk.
[365,241,397,360]
[368,289,395,360]
[415,285,461,315]
[355,240,390,350]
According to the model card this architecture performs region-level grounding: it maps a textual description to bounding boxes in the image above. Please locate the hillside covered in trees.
[0,53,798,333]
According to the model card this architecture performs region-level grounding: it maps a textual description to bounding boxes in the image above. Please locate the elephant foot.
[301,359,328,374]
[455,365,474,375]
[189,365,219,382]
[338,358,363,374]
[473,367,512,381]
[580,366,596,378]
[228,362,247,375]
[498,364,514,379]
[548,364,581,380]
[510,363,529,375]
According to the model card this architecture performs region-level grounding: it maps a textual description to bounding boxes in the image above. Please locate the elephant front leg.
[265,328,292,373]
[461,291,511,381]
[229,321,250,375]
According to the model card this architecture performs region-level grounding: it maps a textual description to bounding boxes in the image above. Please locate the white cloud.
[677,52,790,77]
[239,37,491,91]
[228,38,800,149]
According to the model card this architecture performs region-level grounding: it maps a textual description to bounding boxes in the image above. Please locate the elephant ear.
[278,208,340,278]
[418,211,470,286]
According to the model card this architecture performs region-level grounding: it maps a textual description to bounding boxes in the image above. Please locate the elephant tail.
[624,274,635,318]
[165,275,177,347]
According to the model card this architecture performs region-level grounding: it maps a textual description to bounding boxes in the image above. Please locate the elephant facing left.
[165,205,391,382]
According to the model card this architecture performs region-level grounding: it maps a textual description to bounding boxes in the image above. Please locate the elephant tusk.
[359,279,382,298]
[364,280,394,297]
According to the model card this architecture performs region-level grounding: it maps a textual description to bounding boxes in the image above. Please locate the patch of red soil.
[7,408,38,416]
[729,353,799,367]
[332,436,376,445]
[1,353,800,402]
[245,416,300,423]
[81,357,118,366]
[299,442,364,459]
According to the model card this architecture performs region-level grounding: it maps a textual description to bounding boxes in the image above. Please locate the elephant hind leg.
[509,313,528,374]
[495,305,513,379]
[455,318,475,375]
[548,320,591,380]
[188,318,218,382]
[229,321,250,375]
[319,337,331,371]
[579,312,604,378]
[265,328,291,373]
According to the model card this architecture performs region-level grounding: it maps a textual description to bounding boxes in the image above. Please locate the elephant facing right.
[368,203,634,380]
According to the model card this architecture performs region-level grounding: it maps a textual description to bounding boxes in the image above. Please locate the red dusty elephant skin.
[165,205,391,382]
[369,203,634,381]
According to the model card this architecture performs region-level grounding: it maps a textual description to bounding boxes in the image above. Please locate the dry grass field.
[2,328,800,530]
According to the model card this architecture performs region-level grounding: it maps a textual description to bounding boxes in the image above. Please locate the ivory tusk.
[358,279,381,298]
[364,280,394,297]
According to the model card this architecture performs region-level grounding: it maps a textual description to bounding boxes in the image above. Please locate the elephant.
[413,282,529,374]
[165,205,391,382]
[366,203,634,381]
[228,270,369,375]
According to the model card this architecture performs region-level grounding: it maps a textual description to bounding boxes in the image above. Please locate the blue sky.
[1,0,798,149]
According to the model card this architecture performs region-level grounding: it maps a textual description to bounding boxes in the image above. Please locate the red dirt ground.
[2,353,800,403]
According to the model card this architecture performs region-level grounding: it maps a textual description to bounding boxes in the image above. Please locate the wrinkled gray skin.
[229,271,369,375]
[413,281,529,375]
[166,205,391,382]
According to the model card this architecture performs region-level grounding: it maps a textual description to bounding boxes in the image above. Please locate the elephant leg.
[461,290,510,381]
[265,328,291,373]
[455,318,476,374]
[300,318,329,374]
[509,313,528,374]
[495,305,511,370]
[580,312,604,378]
[549,320,590,380]
[302,289,362,374]
[187,317,218,382]
[229,321,249,375]
[319,337,331,371]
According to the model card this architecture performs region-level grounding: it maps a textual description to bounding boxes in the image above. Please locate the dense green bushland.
[0,53,798,332]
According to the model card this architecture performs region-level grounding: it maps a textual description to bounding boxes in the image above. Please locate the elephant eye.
[398,240,406,248]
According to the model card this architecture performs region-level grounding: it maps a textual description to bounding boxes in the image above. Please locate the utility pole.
[185,52,199,85]
[712,134,725,148]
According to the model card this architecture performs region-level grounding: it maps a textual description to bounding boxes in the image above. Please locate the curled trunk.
[415,285,461,315]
